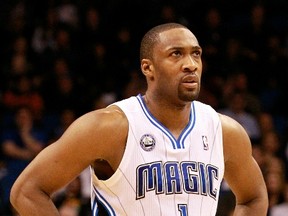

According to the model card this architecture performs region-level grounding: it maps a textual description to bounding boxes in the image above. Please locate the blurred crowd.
[0,0,287,215]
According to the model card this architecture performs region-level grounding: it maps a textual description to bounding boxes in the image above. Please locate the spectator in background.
[81,41,111,99]
[0,106,46,215]
[244,4,269,57]
[52,74,82,113]
[31,8,59,56]
[108,25,137,94]
[78,7,107,97]
[155,3,189,27]
[219,38,247,78]
[30,7,60,76]
[260,130,286,170]
[2,74,44,120]
[270,183,288,216]
[240,4,271,92]
[263,34,288,88]
[199,7,226,75]
[121,69,147,99]
[52,176,90,216]
[258,112,276,135]
[1,35,34,91]
[52,26,77,65]
[259,34,288,134]
[221,72,261,115]
[41,58,85,115]
[80,7,104,48]
[56,0,79,30]
[47,108,76,145]
[264,157,286,214]
[4,1,29,46]
[218,90,261,142]
[252,143,267,174]
[92,92,116,110]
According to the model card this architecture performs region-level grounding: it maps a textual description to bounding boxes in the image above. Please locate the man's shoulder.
[193,100,215,108]
[112,95,138,107]
[73,105,128,133]
[193,100,218,115]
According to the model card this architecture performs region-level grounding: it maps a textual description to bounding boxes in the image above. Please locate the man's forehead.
[159,28,199,46]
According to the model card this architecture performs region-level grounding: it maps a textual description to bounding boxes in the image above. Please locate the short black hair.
[139,22,188,61]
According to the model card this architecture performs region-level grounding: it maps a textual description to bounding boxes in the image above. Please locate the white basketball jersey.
[91,94,224,216]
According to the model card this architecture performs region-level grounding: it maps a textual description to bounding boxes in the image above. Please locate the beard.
[178,85,200,102]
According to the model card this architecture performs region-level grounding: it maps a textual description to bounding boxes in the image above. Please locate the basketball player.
[10,23,268,215]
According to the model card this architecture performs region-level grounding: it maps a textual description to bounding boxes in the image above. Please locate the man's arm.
[10,107,128,216]
[220,114,268,216]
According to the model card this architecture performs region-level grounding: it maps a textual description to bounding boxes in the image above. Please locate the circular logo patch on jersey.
[140,134,156,151]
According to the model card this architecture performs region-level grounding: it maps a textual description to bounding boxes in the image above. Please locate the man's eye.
[193,51,201,57]
[172,51,181,56]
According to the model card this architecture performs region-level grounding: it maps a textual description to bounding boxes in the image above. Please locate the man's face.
[150,28,203,105]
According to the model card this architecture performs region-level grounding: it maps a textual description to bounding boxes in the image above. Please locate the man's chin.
[179,91,199,102]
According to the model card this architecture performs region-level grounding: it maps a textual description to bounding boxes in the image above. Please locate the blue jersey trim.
[179,102,196,148]
[92,186,116,216]
[136,94,195,149]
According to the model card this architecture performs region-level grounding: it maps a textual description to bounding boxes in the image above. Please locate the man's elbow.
[258,191,269,213]
[10,178,35,211]
[256,184,269,212]
[10,180,24,210]
[236,189,269,215]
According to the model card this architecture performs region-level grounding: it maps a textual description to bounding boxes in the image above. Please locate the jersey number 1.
[178,204,188,216]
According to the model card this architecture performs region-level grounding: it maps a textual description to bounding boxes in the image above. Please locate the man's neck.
[142,94,191,139]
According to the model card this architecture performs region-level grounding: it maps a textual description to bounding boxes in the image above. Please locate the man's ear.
[141,59,154,79]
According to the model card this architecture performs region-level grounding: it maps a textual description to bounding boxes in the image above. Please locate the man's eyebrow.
[168,45,202,49]
[167,45,202,52]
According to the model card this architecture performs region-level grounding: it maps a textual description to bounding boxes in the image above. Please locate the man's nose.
[182,55,198,72]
